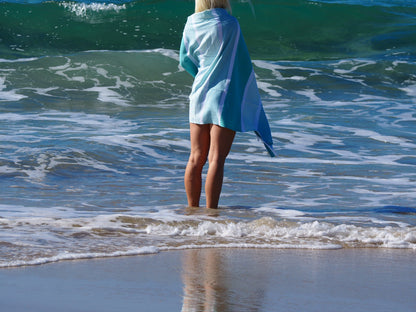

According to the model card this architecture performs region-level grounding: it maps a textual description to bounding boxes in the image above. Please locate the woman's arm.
[179,37,198,78]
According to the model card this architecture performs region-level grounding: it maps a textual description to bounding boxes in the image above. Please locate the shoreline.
[1,248,415,311]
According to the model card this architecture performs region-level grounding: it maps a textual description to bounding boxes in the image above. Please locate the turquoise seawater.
[0,0,415,267]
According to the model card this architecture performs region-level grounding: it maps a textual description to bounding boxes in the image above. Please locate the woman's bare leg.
[205,125,235,209]
[185,123,210,207]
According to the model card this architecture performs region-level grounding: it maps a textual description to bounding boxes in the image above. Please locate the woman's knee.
[208,153,226,171]
[188,151,208,170]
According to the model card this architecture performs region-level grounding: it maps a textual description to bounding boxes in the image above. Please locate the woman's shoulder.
[183,8,239,38]
[187,8,237,23]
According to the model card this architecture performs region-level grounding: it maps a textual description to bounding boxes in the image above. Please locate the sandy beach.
[1,248,415,312]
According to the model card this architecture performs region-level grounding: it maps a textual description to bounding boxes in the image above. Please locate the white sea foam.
[332,59,377,74]
[256,80,282,98]
[352,129,413,145]
[46,57,135,106]
[82,49,180,62]
[253,60,317,77]
[0,76,27,101]
[0,57,40,63]
[255,207,306,218]
[353,94,392,102]
[295,89,322,102]
[83,86,130,106]
[0,110,138,182]
[1,110,135,132]
[59,2,126,17]
[1,209,415,268]
[160,242,342,251]
[141,216,416,249]
[1,243,346,268]
[0,246,159,268]
[143,48,180,61]
[273,116,416,156]
[400,84,416,97]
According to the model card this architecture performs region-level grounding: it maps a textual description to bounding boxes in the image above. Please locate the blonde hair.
[195,0,231,13]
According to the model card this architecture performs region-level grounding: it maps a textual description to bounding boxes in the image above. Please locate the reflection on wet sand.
[181,248,269,312]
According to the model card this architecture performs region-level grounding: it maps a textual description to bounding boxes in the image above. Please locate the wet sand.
[1,248,415,312]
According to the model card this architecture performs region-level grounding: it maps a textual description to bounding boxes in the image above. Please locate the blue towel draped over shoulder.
[180,8,276,157]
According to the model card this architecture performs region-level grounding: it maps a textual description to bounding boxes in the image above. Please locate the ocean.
[1,0,415,267]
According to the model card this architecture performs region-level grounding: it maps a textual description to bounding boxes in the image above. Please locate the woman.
[180,0,275,209]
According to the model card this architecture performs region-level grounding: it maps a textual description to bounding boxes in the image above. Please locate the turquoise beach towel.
[180,8,276,157]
